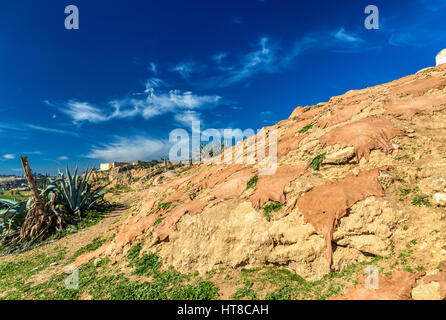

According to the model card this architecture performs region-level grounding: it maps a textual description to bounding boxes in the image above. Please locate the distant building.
[99,162,127,171]
[99,163,113,171]
[436,49,446,66]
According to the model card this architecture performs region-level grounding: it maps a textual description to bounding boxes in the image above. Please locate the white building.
[436,49,446,66]
[99,162,127,171]
[99,163,113,171]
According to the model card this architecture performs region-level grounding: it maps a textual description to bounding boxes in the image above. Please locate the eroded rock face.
[319,117,404,162]
[318,100,369,129]
[412,282,442,300]
[249,165,308,209]
[390,76,446,97]
[333,197,404,256]
[296,169,385,266]
[162,201,330,281]
[332,246,367,272]
[384,94,446,120]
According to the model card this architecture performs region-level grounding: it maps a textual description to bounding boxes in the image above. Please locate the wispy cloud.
[52,79,221,127]
[171,62,198,79]
[2,154,15,160]
[58,101,108,124]
[148,62,157,74]
[212,52,228,64]
[174,110,201,126]
[208,29,374,87]
[27,124,79,136]
[334,27,364,43]
[217,37,278,86]
[58,156,68,160]
[85,136,166,162]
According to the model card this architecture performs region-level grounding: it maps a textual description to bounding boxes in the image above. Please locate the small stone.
[323,147,355,164]
[392,143,401,150]
[412,281,442,300]
[406,129,415,133]
[408,133,415,138]
[434,193,446,206]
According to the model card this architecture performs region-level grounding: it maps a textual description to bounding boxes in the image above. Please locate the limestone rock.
[412,281,442,300]
[419,176,446,194]
[162,200,330,281]
[323,147,355,164]
[332,246,367,272]
[333,197,403,256]
[433,193,446,206]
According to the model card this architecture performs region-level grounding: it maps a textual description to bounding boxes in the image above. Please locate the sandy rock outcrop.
[296,168,385,267]
[249,164,308,209]
[384,94,446,120]
[333,197,404,256]
[162,200,330,281]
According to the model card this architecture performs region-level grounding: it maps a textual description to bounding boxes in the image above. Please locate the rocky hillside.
[77,63,446,300]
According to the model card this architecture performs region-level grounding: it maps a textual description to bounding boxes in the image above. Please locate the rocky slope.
[79,63,446,299]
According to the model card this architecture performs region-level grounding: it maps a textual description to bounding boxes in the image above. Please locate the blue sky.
[0,0,445,174]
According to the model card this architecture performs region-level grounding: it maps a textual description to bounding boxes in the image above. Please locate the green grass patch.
[310,153,326,171]
[127,243,142,263]
[134,253,162,275]
[411,195,431,207]
[262,202,284,222]
[72,237,107,260]
[246,176,258,190]
[154,217,165,226]
[299,122,315,134]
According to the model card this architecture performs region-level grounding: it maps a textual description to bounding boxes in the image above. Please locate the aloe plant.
[45,167,105,218]
[0,199,28,234]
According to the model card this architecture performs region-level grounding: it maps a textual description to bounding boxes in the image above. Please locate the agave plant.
[46,167,105,219]
[0,199,28,234]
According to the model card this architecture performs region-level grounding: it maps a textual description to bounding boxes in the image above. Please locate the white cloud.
[171,62,197,79]
[3,154,15,160]
[220,37,277,86]
[110,86,221,124]
[174,110,201,126]
[334,27,364,43]
[85,136,166,162]
[148,62,157,74]
[60,101,108,123]
[58,156,69,160]
[52,79,221,127]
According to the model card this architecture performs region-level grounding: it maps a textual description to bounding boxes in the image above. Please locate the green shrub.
[310,153,326,171]
[411,195,431,207]
[246,176,258,190]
